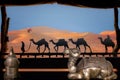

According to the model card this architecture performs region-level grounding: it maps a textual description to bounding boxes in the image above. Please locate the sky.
[0,3,120,34]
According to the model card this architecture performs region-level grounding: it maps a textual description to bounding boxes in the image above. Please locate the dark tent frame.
[0,0,120,8]
[0,0,120,77]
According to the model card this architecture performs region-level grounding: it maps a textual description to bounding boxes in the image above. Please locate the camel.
[63,48,117,80]
[69,38,92,53]
[98,35,115,53]
[30,38,50,53]
[49,39,69,53]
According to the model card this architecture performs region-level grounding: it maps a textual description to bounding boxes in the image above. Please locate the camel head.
[64,48,81,57]
[41,38,45,41]
[68,38,73,42]
[98,37,105,45]
[68,38,72,41]
[98,37,102,39]
[49,40,52,42]
[30,38,34,41]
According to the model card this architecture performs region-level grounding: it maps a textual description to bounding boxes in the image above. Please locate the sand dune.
[1,26,116,53]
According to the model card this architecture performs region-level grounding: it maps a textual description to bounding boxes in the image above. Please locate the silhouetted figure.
[20,41,25,58]
[49,39,69,56]
[21,41,25,53]
[30,38,50,56]
[69,38,92,54]
[98,35,115,53]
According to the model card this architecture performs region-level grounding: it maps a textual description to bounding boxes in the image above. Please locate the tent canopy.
[0,0,120,8]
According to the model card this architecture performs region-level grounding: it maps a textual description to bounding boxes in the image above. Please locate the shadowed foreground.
[1,57,120,80]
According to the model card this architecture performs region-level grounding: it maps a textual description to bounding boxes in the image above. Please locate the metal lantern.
[4,47,20,80]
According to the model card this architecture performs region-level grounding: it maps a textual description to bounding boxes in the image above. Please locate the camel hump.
[41,38,45,40]
[37,38,47,43]
[40,38,46,42]
[78,38,84,41]
[77,38,86,43]
[82,57,107,68]
[58,39,66,42]
[104,38,113,44]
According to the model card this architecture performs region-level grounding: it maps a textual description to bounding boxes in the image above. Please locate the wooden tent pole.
[0,5,9,79]
[0,5,6,79]
[1,6,9,54]
[113,7,120,55]
[1,5,7,54]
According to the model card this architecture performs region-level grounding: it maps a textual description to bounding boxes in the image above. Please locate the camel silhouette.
[98,35,115,53]
[69,38,92,53]
[30,38,50,54]
[49,39,69,53]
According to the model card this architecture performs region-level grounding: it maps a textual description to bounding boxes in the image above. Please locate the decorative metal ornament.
[64,48,117,80]
[4,47,20,80]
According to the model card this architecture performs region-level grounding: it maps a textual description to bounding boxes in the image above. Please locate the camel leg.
[84,72,90,80]
[54,46,57,52]
[46,44,50,53]
[64,46,66,51]
[105,46,107,53]
[56,47,59,57]
[87,45,92,53]
[84,45,86,53]
[47,46,50,58]
[76,45,83,56]
[37,46,40,53]
[84,46,87,57]
[68,73,83,79]
[43,46,46,53]
[68,73,78,79]
[103,72,117,80]
[87,45,92,56]
[66,45,69,49]
[47,46,50,53]
[76,45,80,51]
[38,47,40,53]
[64,46,67,57]
[54,46,58,57]
[64,46,68,51]
[42,47,46,57]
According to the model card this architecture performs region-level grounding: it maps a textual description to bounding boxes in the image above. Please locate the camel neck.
[31,40,36,44]
[70,39,76,44]
[51,40,56,44]
[99,38,104,44]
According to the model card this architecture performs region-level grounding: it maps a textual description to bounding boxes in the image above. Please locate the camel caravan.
[21,35,115,56]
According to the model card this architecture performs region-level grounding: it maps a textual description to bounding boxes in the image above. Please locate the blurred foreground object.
[64,48,117,80]
[4,47,20,80]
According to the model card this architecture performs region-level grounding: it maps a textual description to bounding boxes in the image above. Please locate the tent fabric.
[0,0,120,8]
